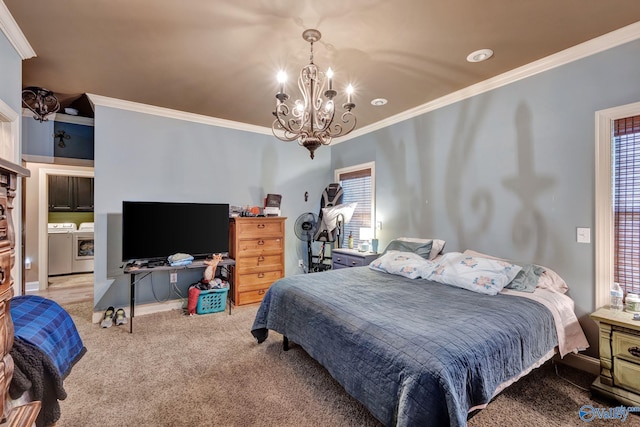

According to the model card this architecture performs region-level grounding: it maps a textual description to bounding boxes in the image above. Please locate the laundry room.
[22,111,95,296]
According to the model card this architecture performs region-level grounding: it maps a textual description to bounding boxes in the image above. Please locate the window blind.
[338,168,372,248]
[614,115,640,295]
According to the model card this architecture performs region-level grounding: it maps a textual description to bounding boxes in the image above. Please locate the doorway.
[24,164,94,304]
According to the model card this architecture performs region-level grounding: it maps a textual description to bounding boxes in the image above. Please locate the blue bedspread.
[11,295,85,378]
[251,267,558,427]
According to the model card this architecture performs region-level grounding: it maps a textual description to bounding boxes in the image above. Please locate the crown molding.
[338,20,640,143]
[0,1,36,59]
[21,108,95,126]
[87,94,272,135]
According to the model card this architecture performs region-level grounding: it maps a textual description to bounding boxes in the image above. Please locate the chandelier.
[22,86,60,122]
[272,29,356,159]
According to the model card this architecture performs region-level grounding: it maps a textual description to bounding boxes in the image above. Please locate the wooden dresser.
[229,217,286,306]
[0,159,40,425]
[590,307,640,407]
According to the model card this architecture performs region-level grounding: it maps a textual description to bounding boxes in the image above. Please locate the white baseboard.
[555,352,600,376]
[91,300,185,324]
[25,281,39,293]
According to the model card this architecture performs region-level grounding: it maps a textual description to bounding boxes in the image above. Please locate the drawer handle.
[257,273,265,278]
[258,289,265,295]
[0,205,5,221]
[336,257,342,262]
[257,256,265,262]
[257,240,265,245]
[257,224,265,229]
[351,261,357,265]
[629,346,640,357]
[0,267,5,284]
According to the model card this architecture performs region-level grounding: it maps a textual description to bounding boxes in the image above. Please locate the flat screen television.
[122,201,229,261]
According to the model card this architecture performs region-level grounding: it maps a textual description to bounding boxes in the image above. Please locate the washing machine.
[48,223,77,276]
[72,222,94,273]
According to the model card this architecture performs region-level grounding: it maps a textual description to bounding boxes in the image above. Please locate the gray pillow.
[504,263,545,292]
[383,239,433,260]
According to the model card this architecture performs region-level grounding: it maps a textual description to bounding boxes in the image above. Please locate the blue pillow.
[504,263,545,293]
[383,239,433,260]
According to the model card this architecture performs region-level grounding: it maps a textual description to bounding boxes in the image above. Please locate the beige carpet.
[57,301,639,427]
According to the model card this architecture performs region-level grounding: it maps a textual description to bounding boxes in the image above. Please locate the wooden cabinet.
[590,308,640,406]
[332,248,379,269]
[48,175,93,212]
[0,159,41,424]
[229,217,286,306]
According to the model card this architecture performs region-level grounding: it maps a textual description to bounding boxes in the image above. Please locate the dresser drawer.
[613,357,640,394]
[235,253,284,271]
[237,288,269,305]
[236,270,283,291]
[237,237,283,254]
[613,331,640,364]
[236,220,284,238]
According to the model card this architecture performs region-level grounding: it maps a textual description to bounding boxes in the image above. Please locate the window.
[334,162,375,248]
[613,115,640,295]
[596,101,640,308]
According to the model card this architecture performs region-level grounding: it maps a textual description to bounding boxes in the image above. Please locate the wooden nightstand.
[590,307,640,406]
[332,248,379,269]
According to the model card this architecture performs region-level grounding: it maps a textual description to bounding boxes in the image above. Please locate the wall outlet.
[298,259,304,268]
[170,272,178,283]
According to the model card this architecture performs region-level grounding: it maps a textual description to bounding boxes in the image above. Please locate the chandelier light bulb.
[327,68,334,90]
[346,84,354,104]
[277,71,287,94]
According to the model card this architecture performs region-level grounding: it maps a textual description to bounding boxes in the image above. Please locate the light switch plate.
[170,272,178,283]
[577,227,591,244]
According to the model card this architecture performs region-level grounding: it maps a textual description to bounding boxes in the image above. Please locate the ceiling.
[6,1,640,131]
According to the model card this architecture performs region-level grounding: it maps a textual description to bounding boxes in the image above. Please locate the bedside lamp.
[359,227,374,252]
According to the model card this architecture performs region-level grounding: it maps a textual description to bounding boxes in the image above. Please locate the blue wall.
[92,106,331,308]
[331,39,640,356]
[0,30,21,113]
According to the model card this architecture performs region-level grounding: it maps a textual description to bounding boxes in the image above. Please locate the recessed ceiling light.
[466,49,494,63]
[371,98,388,106]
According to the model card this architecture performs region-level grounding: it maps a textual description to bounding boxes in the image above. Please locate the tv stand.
[124,258,235,333]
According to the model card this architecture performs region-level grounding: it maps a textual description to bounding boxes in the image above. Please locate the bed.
[9,295,86,427]
[251,244,589,427]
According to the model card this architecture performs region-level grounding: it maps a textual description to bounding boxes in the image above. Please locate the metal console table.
[124,258,235,333]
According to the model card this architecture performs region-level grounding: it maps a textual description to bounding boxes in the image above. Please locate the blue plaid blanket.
[11,295,85,378]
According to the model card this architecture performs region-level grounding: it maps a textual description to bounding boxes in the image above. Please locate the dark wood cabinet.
[48,175,94,212]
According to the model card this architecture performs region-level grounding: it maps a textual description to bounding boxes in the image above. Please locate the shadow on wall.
[375,116,436,236]
[502,103,555,261]
[443,96,494,251]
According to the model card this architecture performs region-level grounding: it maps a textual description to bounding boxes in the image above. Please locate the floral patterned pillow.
[427,252,522,295]
[369,250,437,279]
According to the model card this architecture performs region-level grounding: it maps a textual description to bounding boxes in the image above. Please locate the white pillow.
[369,250,437,279]
[428,252,522,295]
[396,237,446,260]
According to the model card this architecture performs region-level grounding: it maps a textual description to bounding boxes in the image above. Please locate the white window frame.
[595,101,640,308]
[334,161,376,244]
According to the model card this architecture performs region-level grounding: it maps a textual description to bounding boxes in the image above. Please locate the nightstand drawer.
[332,249,379,269]
[613,357,640,394]
[334,254,365,267]
[613,331,640,364]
